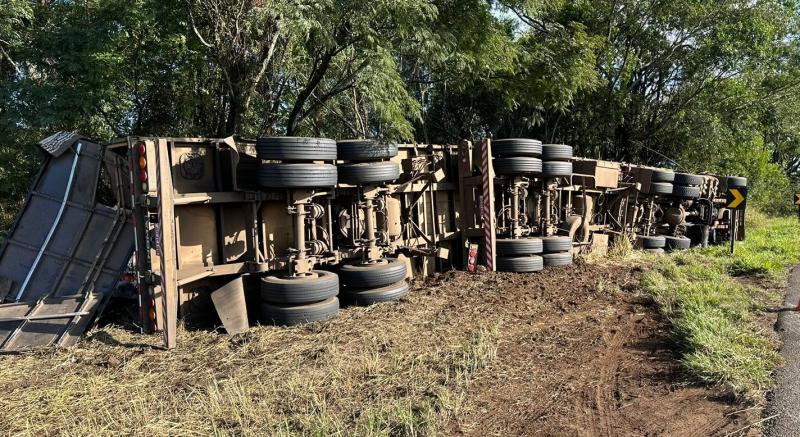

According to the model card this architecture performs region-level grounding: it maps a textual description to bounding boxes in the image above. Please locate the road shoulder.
[764,266,800,436]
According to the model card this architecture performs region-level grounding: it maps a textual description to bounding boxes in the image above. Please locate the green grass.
[640,211,800,398]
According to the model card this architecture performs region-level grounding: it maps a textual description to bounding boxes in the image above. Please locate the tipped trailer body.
[107,137,460,346]
[0,134,747,350]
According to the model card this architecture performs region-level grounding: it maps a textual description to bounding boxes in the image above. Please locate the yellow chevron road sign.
[795,192,800,205]
[726,187,747,210]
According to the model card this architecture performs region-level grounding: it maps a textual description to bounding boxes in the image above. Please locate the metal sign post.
[730,210,737,255]
[725,187,748,255]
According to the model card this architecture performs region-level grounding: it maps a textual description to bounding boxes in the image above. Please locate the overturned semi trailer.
[0,134,747,351]
[457,138,747,271]
[107,137,461,347]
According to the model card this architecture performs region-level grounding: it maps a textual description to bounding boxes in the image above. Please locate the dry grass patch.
[0,276,500,436]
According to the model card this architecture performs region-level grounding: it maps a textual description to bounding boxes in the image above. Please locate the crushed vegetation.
[606,211,800,398]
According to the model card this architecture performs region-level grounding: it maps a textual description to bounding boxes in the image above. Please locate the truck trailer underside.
[0,134,746,351]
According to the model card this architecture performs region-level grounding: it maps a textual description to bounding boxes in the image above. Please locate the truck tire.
[260,271,339,304]
[496,255,544,272]
[342,280,409,305]
[665,236,691,251]
[337,140,398,161]
[259,163,337,188]
[673,173,704,186]
[260,296,339,326]
[493,157,542,175]
[492,139,542,157]
[636,235,666,249]
[726,176,747,188]
[257,137,336,161]
[542,236,573,253]
[496,238,543,255]
[648,182,673,195]
[651,170,675,183]
[337,162,400,185]
[340,258,407,288]
[541,144,573,161]
[542,161,573,178]
[542,252,573,267]
[671,184,701,199]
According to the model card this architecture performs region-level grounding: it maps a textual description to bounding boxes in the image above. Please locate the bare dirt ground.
[435,261,764,436]
[0,259,771,436]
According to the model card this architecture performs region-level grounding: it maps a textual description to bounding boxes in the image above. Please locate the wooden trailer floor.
[0,261,768,436]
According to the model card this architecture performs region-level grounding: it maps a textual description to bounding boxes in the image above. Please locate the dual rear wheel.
[495,236,573,273]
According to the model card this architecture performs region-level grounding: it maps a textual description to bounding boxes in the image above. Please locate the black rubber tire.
[493,157,542,175]
[651,170,675,183]
[259,163,337,188]
[492,139,542,157]
[496,238,543,256]
[648,182,673,195]
[665,236,691,251]
[673,173,704,186]
[542,252,573,267]
[260,296,339,326]
[336,140,398,161]
[726,176,747,188]
[671,184,701,199]
[337,162,400,185]
[542,161,573,178]
[645,248,666,255]
[496,255,544,272]
[256,137,336,161]
[339,258,407,288]
[636,235,666,249]
[260,270,339,304]
[342,280,409,305]
[541,236,573,253]
[541,144,573,161]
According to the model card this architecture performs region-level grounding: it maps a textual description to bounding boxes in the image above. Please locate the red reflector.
[139,169,148,182]
[137,143,146,155]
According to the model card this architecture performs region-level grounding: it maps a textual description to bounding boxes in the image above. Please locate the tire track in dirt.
[577,312,630,437]
[672,415,729,437]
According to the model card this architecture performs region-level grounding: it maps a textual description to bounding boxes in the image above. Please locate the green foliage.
[641,213,799,398]
[0,0,799,216]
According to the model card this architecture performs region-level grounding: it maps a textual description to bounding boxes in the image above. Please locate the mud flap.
[210,276,249,335]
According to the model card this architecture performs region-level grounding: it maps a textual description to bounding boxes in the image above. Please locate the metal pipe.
[295,202,307,261]
[544,182,552,235]
[645,198,655,235]
[326,199,334,255]
[364,197,377,259]
[510,183,520,238]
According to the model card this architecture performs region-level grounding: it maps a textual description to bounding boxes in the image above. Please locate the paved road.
[764,266,800,436]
